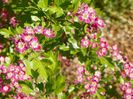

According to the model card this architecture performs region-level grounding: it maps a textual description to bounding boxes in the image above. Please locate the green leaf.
[68,37,79,49]
[53,75,65,94]
[32,59,48,81]
[37,0,48,10]
[21,82,33,95]
[100,57,114,70]
[31,15,40,21]
[23,60,32,75]
[57,92,67,99]
[96,91,106,99]
[0,28,13,38]
[71,0,80,12]
[42,51,59,72]
[48,6,64,18]
[54,0,64,6]
[59,44,69,51]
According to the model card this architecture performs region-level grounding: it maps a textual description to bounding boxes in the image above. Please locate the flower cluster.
[97,37,109,57]
[84,71,101,95]
[14,92,33,99]
[122,62,133,80]
[110,45,133,80]
[0,56,10,65]
[11,26,56,53]
[76,65,85,83]
[120,82,133,99]
[75,65,101,96]
[110,45,123,61]
[76,3,105,29]
[0,60,31,98]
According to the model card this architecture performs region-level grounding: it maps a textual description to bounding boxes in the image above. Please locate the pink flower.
[10,16,18,27]
[77,65,85,74]
[94,71,101,78]
[34,26,43,34]
[84,83,90,89]
[1,85,10,93]
[77,3,88,14]
[29,37,41,51]
[77,74,84,83]
[1,9,8,21]
[2,0,9,3]
[23,26,35,34]
[21,34,33,42]
[124,94,132,99]
[95,18,105,28]
[6,72,13,79]
[43,28,56,38]
[112,45,118,51]
[81,38,91,48]
[88,85,97,94]
[15,40,28,53]
[97,48,108,57]
[14,92,33,99]
[92,42,98,48]
[121,82,131,91]
[0,56,5,64]
[0,43,3,50]
[129,72,133,80]
[125,88,132,94]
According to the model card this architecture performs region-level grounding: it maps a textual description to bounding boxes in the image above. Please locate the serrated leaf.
[0,28,13,38]
[32,59,48,81]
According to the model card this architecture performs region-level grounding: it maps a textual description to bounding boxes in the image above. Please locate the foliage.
[0,0,132,99]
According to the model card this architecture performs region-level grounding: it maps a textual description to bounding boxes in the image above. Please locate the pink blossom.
[77,3,88,14]
[77,65,85,74]
[124,94,133,99]
[43,28,56,38]
[1,9,8,21]
[77,74,84,83]
[0,56,5,64]
[10,16,18,27]
[23,26,35,34]
[95,18,105,28]
[0,43,3,50]
[125,88,132,94]
[34,26,43,34]
[15,40,28,53]
[29,37,41,51]
[81,38,91,48]
[2,0,9,3]
[21,34,33,42]
[92,42,98,48]
[1,85,10,93]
